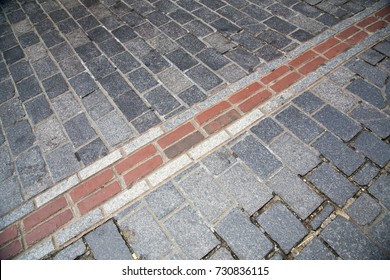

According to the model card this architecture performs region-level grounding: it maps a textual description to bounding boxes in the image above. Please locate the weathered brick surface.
[157,123,195,149]
[115,145,157,174]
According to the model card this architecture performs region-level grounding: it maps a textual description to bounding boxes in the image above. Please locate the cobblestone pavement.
[0,0,390,260]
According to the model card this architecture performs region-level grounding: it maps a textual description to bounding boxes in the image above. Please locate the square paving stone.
[57,18,79,34]
[85,56,115,79]
[160,21,188,40]
[140,50,170,74]
[101,15,122,30]
[32,56,58,80]
[169,8,194,24]
[350,104,390,139]
[251,117,283,143]
[186,65,223,92]
[351,131,390,168]
[193,7,220,23]
[114,91,149,121]
[295,238,336,260]
[309,163,358,207]
[124,37,154,58]
[275,105,324,143]
[369,212,390,254]
[76,138,108,165]
[178,85,207,106]
[369,173,390,210]
[353,162,379,186]
[202,147,236,176]
[242,4,272,21]
[231,31,265,51]
[148,34,179,54]
[75,42,101,62]
[99,72,132,99]
[183,19,213,37]
[292,91,324,114]
[203,33,236,54]
[121,11,145,27]
[131,110,161,133]
[145,86,180,116]
[41,30,64,48]
[146,10,170,26]
[313,132,364,176]
[6,120,35,156]
[3,46,25,65]
[258,29,292,49]
[0,98,25,127]
[0,146,14,183]
[164,206,219,259]
[111,52,140,73]
[145,182,185,220]
[69,72,98,98]
[9,60,33,83]
[46,144,80,182]
[87,26,112,43]
[177,33,206,54]
[346,193,382,226]
[77,15,99,31]
[321,216,386,259]
[178,168,231,222]
[64,113,97,148]
[359,49,385,66]
[165,48,198,71]
[42,73,68,99]
[127,68,158,93]
[226,47,260,72]
[158,67,193,94]
[217,208,273,259]
[346,79,385,109]
[112,25,137,43]
[218,63,247,83]
[52,91,83,121]
[232,135,282,180]
[25,95,53,124]
[0,176,23,216]
[134,22,160,40]
[82,90,113,121]
[218,164,273,215]
[196,48,229,70]
[18,31,40,48]
[98,38,126,57]
[16,75,42,101]
[0,33,17,51]
[35,117,67,153]
[264,16,297,34]
[58,56,85,78]
[85,220,132,260]
[257,201,308,254]
[291,29,314,42]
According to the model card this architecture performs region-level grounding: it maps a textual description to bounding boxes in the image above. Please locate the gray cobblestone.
[359,48,385,65]
[226,47,260,72]
[292,91,324,114]
[346,59,388,87]
[6,120,35,156]
[217,208,273,259]
[186,65,223,91]
[202,147,236,176]
[16,75,42,101]
[0,98,25,127]
[251,118,283,143]
[370,212,390,255]
[208,247,234,260]
[178,85,206,106]
[35,117,67,153]
[346,193,382,226]
[327,67,355,87]
[69,72,98,98]
[64,113,97,148]
[46,144,80,182]
[295,238,336,260]
[25,95,53,124]
[310,203,334,230]
[99,72,132,99]
[9,60,33,83]
[53,239,86,260]
[52,91,82,121]
[127,68,158,93]
[350,104,390,139]
[369,173,390,210]
[0,146,14,185]
[145,86,181,116]
[0,176,23,216]
[346,79,385,109]
[76,138,108,165]
[114,91,148,122]
[132,111,161,133]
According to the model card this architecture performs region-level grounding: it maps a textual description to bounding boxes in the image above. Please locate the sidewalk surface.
[0,0,389,260]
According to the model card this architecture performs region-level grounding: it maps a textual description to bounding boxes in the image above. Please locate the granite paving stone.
[112,25,137,43]
[16,75,42,101]
[217,208,273,259]
[76,138,108,165]
[6,120,35,156]
[140,50,170,74]
[58,56,85,78]
[111,52,140,74]
[0,176,23,217]
[178,85,207,106]
[217,63,247,83]
[257,201,308,254]
[359,49,385,65]
[98,38,125,57]
[85,56,115,79]
[9,60,33,83]
[99,72,132,99]
[183,20,213,37]
[353,162,379,186]
[46,144,80,182]
[82,90,113,121]
[114,91,149,122]
[346,59,388,88]
[369,212,390,255]
[346,79,386,109]
[35,117,67,153]
[3,46,25,65]
[373,41,390,57]
[42,73,67,99]
[350,104,390,139]
[0,146,14,183]
[160,21,187,40]
[177,33,206,55]
[127,68,158,93]
[292,91,324,114]
[346,193,382,226]
[226,47,259,72]
[64,113,97,148]
[203,33,236,54]
[51,92,83,121]
[186,65,223,91]
[69,72,98,98]
[295,238,336,260]
[202,147,236,176]
[208,247,235,260]
[0,98,25,128]
[48,42,74,62]
[165,48,198,71]
[197,48,230,70]
[134,22,160,40]
[310,203,334,230]
[18,31,39,48]
[145,86,181,116]
[53,239,86,260]
[132,111,162,133]
[158,67,193,94]
[369,173,390,210]
[24,95,53,124]
[147,34,179,54]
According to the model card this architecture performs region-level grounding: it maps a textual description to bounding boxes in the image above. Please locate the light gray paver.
[201,147,237,176]
[208,247,235,260]
[53,239,86,260]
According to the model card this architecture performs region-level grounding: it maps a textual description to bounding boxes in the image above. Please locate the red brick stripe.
[157,122,196,149]
[115,144,157,174]
[123,155,163,186]
[195,101,231,125]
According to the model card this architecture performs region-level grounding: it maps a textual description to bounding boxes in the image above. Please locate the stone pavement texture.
[0,0,389,260]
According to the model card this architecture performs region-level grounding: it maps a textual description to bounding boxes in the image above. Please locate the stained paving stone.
[369,173,390,210]
[186,64,223,91]
[145,182,185,220]
[202,147,236,176]
[178,85,207,106]
[0,98,25,128]
[183,19,213,37]
[76,138,108,166]
[203,33,236,54]
[309,163,358,207]
[0,176,23,216]
[295,238,336,260]
[114,91,149,122]
[69,72,98,98]
[127,68,158,93]
[6,120,35,156]
[35,117,67,153]
[25,94,53,124]
[369,212,390,255]
[346,193,382,226]
[134,22,160,40]
[310,203,334,230]
[292,91,324,114]
[64,113,97,148]
[346,79,386,109]
[46,144,80,182]
[52,91,83,121]
[85,220,132,260]
[177,168,231,222]
[232,135,282,180]
[218,63,247,83]
[132,111,162,133]
[9,60,33,83]
[82,90,113,121]
[164,206,219,259]
[313,132,364,176]
[208,247,234,260]
[351,131,390,168]
[0,146,14,183]
[217,164,273,215]
[53,239,86,260]
[257,201,308,254]
[270,133,320,175]
[16,75,42,101]
[350,104,390,139]
[145,86,181,116]
[275,105,324,144]
[321,216,387,260]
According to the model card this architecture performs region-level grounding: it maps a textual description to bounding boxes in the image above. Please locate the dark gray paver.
[216,208,273,260]
[313,132,364,176]
[16,75,42,101]
[208,247,234,260]
[218,164,273,215]
[292,91,324,114]
[85,220,132,260]
[127,68,158,93]
[295,238,336,260]
[114,91,148,122]
[99,72,132,99]
[25,95,53,124]
[132,111,162,133]
[145,86,181,116]
[232,135,282,180]
[313,105,361,142]
[309,163,358,207]
[46,144,80,182]
[140,50,170,74]
[69,72,98,98]
[201,147,236,176]
[64,113,97,148]
[203,33,236,54]
[346,79,386,109]
[144,182,185,220]
[0,79,15,105]
[165,48,198,71]
[0,98,25,128]
[346,59,388,88]
[370,212,390,255]
[310,203,334,230]
[350,104,390,139]
[164,206,219,259]
[178,85,207,106]
[197,48,230,70]
[257,201,308,254]
[226,47,259,72]
[346,193,382,226]
[351,131,390,168]
[353,162,379,186]
[3,46,24,65]
[0,176,23,216]
[53,239,86,260]
[186,64,223,91]
[82,90,113,121]
[111,52,140,73]
[76,138,108,166]
[6,120,35,156]
[321,216,386,260]
[118,207,172,260]
[9,60,33,83]
[85,56,115,79]
[359,49,385,65]
[0,146,14,183]
[369,173,390,210]
[42,73,69,99]
[267,168,323,219]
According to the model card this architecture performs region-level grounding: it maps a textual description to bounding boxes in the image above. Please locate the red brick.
[157,122,196,149]
[298,57,326,75]
[375,6,390,17]
[70,169,114,202]
[239,90,272,113]
[204,110,241,134]
[288,50,316,68]
[345,31,368,45]
[0,239,22,260]
[229,82,262,104]
[260,65,290,84]
[23,196,67,231]
[314,37,340,53]
[195,101,230,125]
[0,225,18,247]
[25,209,73,246]
[270,72,301,93]
[164,131,205,159]
[357,16,377,28]
[324,43,350,59]
[78,181,121,215]
[385,15,390,23]
[336,26,360,40]
[115,144,157,174]
[366,21,387,32]
[124,155,163,186]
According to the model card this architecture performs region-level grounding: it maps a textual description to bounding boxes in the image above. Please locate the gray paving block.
[119,207,172,259]
[46,144,80,182]
[82,90,113,121]
[275,106,323,144]
[99,72,132,99]
[178,85,206,106]
[42,73,69,99]
[127,68,158,93]
[25,95,53,124]
[267,168,323,219]
[232,135,282,180]
[321,216,386,260]
[178,168,231,222]
[0,146,14,183]
[16,75,42,101]
[145,86,181,116]
[369,173,390,210]
[251,117,283,143]
[346,59,388,87]
[165,48,198,71]
[52,91,83,121]
[85,56,115,79]
[309,163,358,207]
[264,16,297,34]
[257,201,308,254]
[53,239,86,260]
[35,117,67,153]
[183,19,213,37]
[313,132,364,176]
[351,131,390,168]
[353,162,379,186]
[374,41,390,57]
[370,212,390,255]
[226,47,260,72]
[177,33,206,55]
[6,120,35,156]
[218,63,247,83]
[164,206,219,259]
[64,113,97,148]
[148,33,179,54]
[346,193,382,226]
[76,138,108,166]
[202,147,236,176]
[218,164,273,215]
[0,98,25,128]
[69,72,98,98]
[114,91,149,122]
[186,64,223,91]
[158,67,192,94]
[216,208,273,259]
[75,42,101,62]
[211,18,240,35]
[295,238,336,260]
[9,60,33,83]
[203,33,236,54]
[292,91,324,114]
[327,67,355,87]
[140,50,170,74]
[350,104,390,139]
[0,176,23,216]
[3,46,25,65]
[132,111,161,133]
[310,203,334,230]
[208,247,234,260]
[313,105,361,142]
[58,56,85,78]
[134,21,160,40]
[145,182,185,220]
[256,44,284,62]
[193,7,220,23]
[258,29,292,49]
[197,48,229,70]
[111,51,140,73]
[112,25,137,43]
[0,79,14,105]
[359,49,385,66]
[270,133,320,175]
[85,220,132,260]
[160,21,187,39]
[346,79,386,109]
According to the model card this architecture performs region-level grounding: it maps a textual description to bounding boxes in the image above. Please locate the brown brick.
[289,50,316,68]
[204,110,240,134]
[314,37,340,53]
[366,21,387,32]
[164,131,205,159]
[239,90,272,113]
[345,31,368,45]
[124,155,163,186]
[195,101,230,125]
[157,122,196,149]
[0,225,18,247]
[270,72,301,93]
[357,16,377,28]
[229,82,262,104]
[261,65,290,84]
[336,26,360,40]
[115,144,157,174]
[324,43,350,59]
[298,57,326,75]
[375,6,390,17]
[0,239,22,260]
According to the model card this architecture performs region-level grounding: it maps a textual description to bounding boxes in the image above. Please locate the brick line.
[1,6,389,260]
